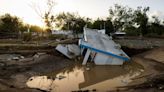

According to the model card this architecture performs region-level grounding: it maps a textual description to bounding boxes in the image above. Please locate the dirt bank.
[0,39,78,54]
[111,47,164,92]
[115,38,164,49]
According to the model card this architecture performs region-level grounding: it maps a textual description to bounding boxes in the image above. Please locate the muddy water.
[26,63,144,92]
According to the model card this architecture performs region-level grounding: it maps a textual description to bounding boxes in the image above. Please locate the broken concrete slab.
[67,44,80,56]
[56,44,80,59]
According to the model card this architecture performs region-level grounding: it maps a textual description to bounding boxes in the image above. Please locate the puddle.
[26,64,143,92]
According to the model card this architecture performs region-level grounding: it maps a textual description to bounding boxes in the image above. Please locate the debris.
[86,67,90,71]
[20,56,24,59]
[68,44,80,56]
[0,62,6,66]
[37,53,46,56]
[12,57,19,60]
[55,27,130,65]
[33,53,46,58]
[56,44,80,59]
[26,76,53,92]
[56,39,60,42]
[98,29,106,34]
[121,80,128,84]
[0,54,24,61]
[79,28,130,65]
[33,54,39,58]
[18,57,34,62]
[57,75,66,80]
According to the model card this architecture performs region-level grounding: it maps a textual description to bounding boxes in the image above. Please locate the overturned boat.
[79,28,130,65]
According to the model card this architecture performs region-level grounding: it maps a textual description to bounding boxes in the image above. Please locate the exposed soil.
[115,38,164,49]
[110,47,164,92]
[0,38,164,92]
[0,51,76,92]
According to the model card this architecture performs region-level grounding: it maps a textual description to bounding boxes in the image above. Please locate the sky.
[0,0,164,27]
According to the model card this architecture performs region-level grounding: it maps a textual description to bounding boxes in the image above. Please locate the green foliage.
[49,34,67,40]
[105,19,114,35]
[1,4,164,39]
[0,14,42,38]
[90,18,114,36]
[0,14,24,38]
[133,7,149,36]
[92,18,104,29]
[125,26,139,36]
[108,4,134,32]
[44,12,55,30]
[148,23,164,36]
[55,12,87,33]
[0,14,22,32]
[108,4,164,37]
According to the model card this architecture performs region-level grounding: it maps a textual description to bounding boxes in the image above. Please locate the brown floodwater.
[26,63,144,92]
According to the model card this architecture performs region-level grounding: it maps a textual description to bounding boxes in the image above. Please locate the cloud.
[148,11,164,21]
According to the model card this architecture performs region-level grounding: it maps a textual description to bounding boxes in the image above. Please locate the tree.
[55,12,87,33]
[148,16,164,36]
[89,18,114,36]
[31,0,56,32]
[55,12,77,30]
[92,18,104,29]
[0,14,23,38]
[133,6,149,36]
[108,4,134,32]
[105,19,114,35]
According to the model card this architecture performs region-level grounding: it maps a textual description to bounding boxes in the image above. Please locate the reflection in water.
[26,65,143,92]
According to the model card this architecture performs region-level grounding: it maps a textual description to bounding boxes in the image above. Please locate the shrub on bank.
[23,33,32,42]
[49,34,67,40]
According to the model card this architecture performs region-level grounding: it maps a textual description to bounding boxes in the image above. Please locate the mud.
[0,47,164,92]
[111,47,164,92]
[0,52,75,92]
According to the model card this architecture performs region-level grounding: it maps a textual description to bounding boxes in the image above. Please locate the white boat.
[79,28,130,65]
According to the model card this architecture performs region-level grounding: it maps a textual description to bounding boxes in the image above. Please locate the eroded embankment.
[115,38,164,49]
[111,47,164,92]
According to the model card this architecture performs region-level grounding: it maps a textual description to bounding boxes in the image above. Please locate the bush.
[49,34,67,40]
[145,33,161,38]
[126,30,140,36]
[23,33,32,41]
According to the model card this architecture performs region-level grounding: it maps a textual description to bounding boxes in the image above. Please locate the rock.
[12,57,19,60]
[20,56,25,59]
[0,62,5,66]
[58,75,66,80]
[33,54,39,58]
[33,53,46,58]
[86,67,90,71]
